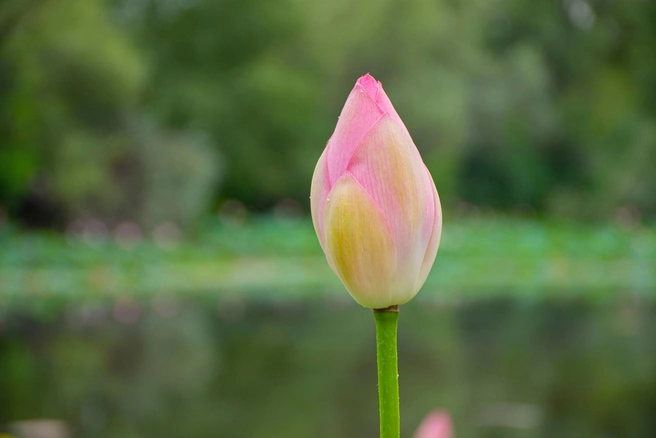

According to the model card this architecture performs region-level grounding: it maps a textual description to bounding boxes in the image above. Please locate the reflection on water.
[1,295,655,438]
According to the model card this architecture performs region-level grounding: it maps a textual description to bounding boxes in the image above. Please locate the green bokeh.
[1,0,656,224]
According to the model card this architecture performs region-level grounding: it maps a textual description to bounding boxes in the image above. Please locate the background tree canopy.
[1,0,655,228]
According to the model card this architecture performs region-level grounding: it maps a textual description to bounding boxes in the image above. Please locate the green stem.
[374,305,400,438]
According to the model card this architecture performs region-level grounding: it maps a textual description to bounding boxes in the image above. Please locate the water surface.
[1,294,655,437]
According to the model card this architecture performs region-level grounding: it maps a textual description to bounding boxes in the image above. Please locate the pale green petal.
[324,173,397,309]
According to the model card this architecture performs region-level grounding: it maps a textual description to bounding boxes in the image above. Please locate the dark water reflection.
[1,295,655,438]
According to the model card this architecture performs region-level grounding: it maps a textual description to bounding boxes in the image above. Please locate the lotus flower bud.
[414,410,453,438]
[310,74,442,309]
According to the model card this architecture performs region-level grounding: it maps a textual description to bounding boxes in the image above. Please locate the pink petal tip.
[356,73,380,101]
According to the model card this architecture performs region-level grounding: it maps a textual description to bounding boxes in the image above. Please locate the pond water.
[1,294,655,438]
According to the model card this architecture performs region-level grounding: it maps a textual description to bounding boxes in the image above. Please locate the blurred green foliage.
[1,0,656,226]
[0,217,654,303]
[0,0,219,228]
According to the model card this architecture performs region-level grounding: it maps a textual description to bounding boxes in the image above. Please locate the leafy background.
[2,1,656,437]
[1,0,655,227]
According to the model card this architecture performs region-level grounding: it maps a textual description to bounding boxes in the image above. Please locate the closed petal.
[374,85,409,137]
[324,173,397,308]
[310,147,330,249]
[414,172,442,293]
[356,73,380,100]
[327,83,383,186]
[348,115,430,268]
[357,74,409,137]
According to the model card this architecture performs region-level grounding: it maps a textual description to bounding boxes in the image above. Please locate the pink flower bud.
[414,410,453,438]
[310,74,442,309]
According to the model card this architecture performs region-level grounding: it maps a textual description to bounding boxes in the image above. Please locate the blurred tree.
[112,0,322,208]
[0,0,143,223]
[0,0,220,229]
[1,0,656,225]
[481,0,656,218]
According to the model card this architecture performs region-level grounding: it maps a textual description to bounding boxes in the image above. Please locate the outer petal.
[413,167,442,295]
[374,83,410,137]
[326,82,384,186]
[324,173,397,309]
[310,147,330,249]
[347,115,433,303]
